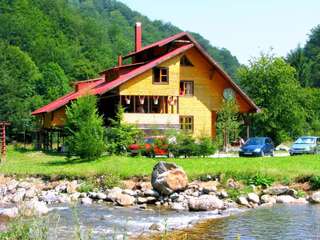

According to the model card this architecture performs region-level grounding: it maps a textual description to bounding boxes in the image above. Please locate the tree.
[38,63,71,103]
[0,41,42,134]
[105,106,142,155]
[65,95,105,160]
[238,53,307,144]
[216,99,240,152]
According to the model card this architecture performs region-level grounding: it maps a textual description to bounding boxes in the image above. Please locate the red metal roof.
[31,78,104,115]
[32,31,259,116]
[92,43,194,95]
[124,32,187,59]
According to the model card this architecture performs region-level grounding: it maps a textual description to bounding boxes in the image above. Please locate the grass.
[1,145,320,182]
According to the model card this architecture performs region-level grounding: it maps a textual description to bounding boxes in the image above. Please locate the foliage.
[78,182,94,193]
[99,173,121,189]
[196,136,218,157]
[105,106,142,155]
[247,174,274,188]
[216,99,240,151]
[310,175,320,190]
[287,25,320,87]
[168,132,198,158]
[0,217,49,240]
[227,186,253,201]
[65,95,106,160]
[0,41,42,134]
[238,53,307,145]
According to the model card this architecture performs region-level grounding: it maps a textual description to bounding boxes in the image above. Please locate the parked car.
[289,136,320,156]
[128,136,169,157]
[239,137,274,157]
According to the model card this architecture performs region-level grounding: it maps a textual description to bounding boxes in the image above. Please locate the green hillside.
[0,0,240,133]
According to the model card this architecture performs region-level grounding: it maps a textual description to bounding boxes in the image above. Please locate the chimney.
[135,22,142,52]
[118,55,122,66]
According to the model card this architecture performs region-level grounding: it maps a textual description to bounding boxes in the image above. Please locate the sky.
[118,0,320,64]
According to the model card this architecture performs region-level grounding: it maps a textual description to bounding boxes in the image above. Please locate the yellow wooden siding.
[119,56,180,96]
[179,47,251,137]
[43,107,66,128]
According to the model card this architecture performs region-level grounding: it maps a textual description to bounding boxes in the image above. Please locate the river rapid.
[46,203,320,240]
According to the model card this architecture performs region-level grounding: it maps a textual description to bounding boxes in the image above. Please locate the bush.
[247,174,274,188]
[78,182,94,193]
[105,106,143,155]
[65,95,106,160]
[168,132,197,158]
[310,176,320,190]
[196,136,217,157]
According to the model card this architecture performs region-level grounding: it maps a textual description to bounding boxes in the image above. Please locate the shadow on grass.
[14,146,66,157]
[42,156,100,166]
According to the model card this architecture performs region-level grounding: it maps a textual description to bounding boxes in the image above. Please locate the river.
[46,203,320,239]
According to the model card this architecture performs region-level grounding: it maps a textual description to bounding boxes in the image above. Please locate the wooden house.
[32,23,259,149]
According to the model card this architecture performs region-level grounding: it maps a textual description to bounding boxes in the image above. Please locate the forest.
[0,0,320,145]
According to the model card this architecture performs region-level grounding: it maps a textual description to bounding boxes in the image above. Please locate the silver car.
[289,136,320,156]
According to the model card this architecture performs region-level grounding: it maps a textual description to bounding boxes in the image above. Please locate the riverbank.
[0,171,320,239]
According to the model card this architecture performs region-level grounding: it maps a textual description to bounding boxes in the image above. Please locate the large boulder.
[151,162,188,195]
[188,195,224,211]
[263,186,289,195]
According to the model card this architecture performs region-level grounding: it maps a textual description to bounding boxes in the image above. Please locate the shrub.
[100,173,121,189]
[247,174,274,188]
[168,131,197,158]
[310,176,320,190]
[65,95,106,160]
[105,106,143,155]
[196,136,217,157]
[78,182,94,193]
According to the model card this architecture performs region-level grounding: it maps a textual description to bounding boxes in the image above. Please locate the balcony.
[123,113,180,130]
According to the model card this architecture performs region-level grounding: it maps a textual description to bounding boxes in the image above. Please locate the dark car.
[239,137,274,157]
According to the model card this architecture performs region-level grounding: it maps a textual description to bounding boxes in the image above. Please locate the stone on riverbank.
[247,193,260,204]
[115,193,135,206]
[264,186,289,195]
[237,196,250,207]
[21,200,49,216]
[260,194,276,204]
[81,197,93,205]
[275,195,296,203]
[0,207,19,218]
[188,195,224,211]
[310,191,320,203]
[151,161,188,196]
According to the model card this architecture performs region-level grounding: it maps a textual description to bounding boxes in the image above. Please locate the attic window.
[180,55,193,67]
[153,67,169,84]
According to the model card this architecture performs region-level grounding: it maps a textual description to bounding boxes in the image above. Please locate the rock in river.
[188,195,224,211]
[151,161,188,195]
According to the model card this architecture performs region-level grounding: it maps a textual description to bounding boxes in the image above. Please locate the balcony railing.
[123,113,179,129]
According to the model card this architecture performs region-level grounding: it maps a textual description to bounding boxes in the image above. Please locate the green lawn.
[1,146,320,181]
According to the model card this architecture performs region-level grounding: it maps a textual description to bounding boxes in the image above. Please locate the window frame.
[180,80,194,96]
[179,115,194,133]
[153,67,169,84]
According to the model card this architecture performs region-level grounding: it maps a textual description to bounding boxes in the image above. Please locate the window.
[153,67,169,84]
[180,81,194,96]
[180,55,194,66]
[180,116,193,132]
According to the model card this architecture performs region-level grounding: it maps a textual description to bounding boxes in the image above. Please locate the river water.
[47,203,320,239]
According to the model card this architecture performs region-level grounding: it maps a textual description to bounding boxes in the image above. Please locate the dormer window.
[180,55,194,67]
[153,67,169,84]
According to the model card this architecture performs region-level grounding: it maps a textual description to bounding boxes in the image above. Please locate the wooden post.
[0,122,10,163]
